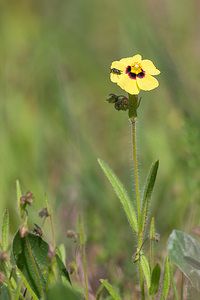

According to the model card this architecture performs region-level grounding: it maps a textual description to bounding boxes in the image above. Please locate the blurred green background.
[0,0,200,296]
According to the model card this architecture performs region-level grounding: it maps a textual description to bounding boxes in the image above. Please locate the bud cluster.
[106,93,129,111]
[20,191,34,207]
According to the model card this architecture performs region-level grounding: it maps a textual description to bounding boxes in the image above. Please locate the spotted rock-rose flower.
[110,54,160,95]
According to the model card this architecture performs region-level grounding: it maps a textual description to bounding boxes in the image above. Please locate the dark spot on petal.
[126,66,131,73]
[128,72,136,79]
[137,72,145,79]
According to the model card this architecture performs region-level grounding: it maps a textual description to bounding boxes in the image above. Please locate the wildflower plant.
[98,54,171,299]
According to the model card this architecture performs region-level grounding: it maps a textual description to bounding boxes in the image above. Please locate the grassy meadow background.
[0,0,200,296]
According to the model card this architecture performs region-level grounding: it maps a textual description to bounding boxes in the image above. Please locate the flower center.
[126,62,145,80]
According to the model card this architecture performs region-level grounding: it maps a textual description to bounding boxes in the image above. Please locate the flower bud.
[106,93,118,103]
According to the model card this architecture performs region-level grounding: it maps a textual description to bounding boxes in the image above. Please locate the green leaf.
[140,254,151,290]
[100,279,122,300]
[170,263,179,300]
[140,160,159,234]
[46,281,81,300]
[96,283,105,300]
[167,230,200,291]
[13,230,49,298]
[14,279,24,300]
[184,256,200,270]
[13,230,71,298]
[150,216,155,240]
[16,180,22,215]
[162,255,170,299]
[17,268,39,300]
[98,159,138,233]
[56,254,71,284]
[1,209,9,251]
[0,285,11,300]
[56,244,66,266]
[149,264,161,295]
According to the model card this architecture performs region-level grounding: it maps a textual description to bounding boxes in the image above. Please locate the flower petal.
[118,75,140,95]
[120,54,142,66]
[111,61,126,71]
[141,60,160,75]
[110,61,126,83]
[136,74,159,91]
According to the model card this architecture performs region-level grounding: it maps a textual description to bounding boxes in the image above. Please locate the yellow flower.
[110,54,160,95]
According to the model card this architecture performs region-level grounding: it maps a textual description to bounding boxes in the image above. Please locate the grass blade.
[98,158,138,233]
[140,160,159,234]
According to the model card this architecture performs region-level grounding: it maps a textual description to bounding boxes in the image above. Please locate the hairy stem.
[132,120,141,229]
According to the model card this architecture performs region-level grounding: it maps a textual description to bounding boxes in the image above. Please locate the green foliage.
[1,209,9,252]
[12,230,71,298]
[98,158,138,233]
[140,160,159,235]
[46,281,81,300]
[149,264,161,296]
[170,263,179,300]
[16,180,22,217]
[167,230,200,291]
[0,285,11,300]
[140,254,151,291]
[161,256,170,300]
[100,279,122,300]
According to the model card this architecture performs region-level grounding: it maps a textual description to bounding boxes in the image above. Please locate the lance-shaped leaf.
[149,264,161,296]
[140,160,159,234]
[100,279,122,300]
[16,180,22,215]
[167,230,200,291]
[140,254,151,291]
[162,255,170,299]
[1,209,9,251]
[98,159,138,233]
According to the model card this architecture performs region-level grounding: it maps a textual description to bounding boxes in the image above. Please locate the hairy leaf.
[162,256,170,299]
[149,264,161,295]
[98,159,138,233]
[140,254,151,290]
[140,160,159,234]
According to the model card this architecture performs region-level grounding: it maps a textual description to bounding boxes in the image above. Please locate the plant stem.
[150,240,155,300]
[131,120,141,229]
[82,242,89,300]
[129,94,144,298]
